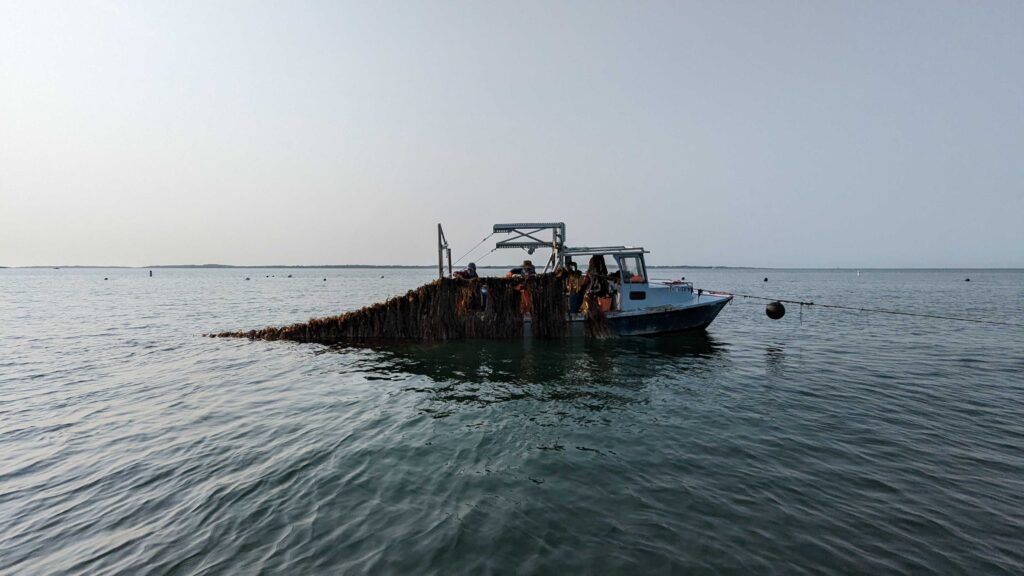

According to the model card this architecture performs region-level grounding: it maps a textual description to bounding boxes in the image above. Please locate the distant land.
[8,264,1019,270]
[12,264,752,270]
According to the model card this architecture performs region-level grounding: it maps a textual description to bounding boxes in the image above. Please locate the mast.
[437,224,451,279]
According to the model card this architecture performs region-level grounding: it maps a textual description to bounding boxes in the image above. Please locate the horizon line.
[4,264,1023,271]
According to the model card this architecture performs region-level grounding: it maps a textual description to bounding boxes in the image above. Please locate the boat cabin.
[562,245,697,313]
[437,221,728,335]
[563,246,648,312]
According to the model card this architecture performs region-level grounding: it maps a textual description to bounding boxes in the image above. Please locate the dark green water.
[1,268,1022,574]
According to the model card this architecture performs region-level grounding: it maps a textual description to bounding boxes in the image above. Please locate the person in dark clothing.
[455,263,485,309]
[580,255,610,297]
[454,262,478,279]
[507,259,536,277]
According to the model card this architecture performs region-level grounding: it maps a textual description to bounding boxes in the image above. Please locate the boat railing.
[656,279,694,291]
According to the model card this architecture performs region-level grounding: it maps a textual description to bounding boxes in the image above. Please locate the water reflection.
[322,333,728,416]
[765,344,786,375]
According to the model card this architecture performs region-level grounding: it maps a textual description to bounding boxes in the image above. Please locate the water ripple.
[1,268,1022,574]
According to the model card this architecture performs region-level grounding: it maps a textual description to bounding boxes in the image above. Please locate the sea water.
[1,268,1022,574]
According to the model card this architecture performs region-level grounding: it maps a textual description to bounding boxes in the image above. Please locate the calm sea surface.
[1,268,1022,575]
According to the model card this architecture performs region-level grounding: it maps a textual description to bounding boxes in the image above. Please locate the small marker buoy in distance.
[766,301,785,320]
[965,278,970,282]
[763,277,768,282]
[245,277,250,281]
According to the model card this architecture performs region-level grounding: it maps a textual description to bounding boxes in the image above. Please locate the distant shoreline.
[11,264,753,270]
[6,265,1022,270]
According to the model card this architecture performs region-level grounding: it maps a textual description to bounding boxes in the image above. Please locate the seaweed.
[209,274,571,343]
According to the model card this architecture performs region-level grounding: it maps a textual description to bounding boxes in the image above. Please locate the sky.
[1,1,1022,268]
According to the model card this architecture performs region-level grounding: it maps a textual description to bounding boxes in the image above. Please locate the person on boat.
[454,262,478,280]
[576,255,614,314]
[507,259,536,277]
[580,255,610,297]
[563,262,585,313]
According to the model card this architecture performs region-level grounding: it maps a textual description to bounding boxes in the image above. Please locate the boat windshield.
[615,255,647,283]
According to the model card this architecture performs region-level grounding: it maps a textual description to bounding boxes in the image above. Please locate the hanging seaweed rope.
[208,274,573,344]
[581,292,615,339]
[527,273,568,339]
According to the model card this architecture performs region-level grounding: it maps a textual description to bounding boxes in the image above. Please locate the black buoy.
[766,301,785,320]
[104,277,108,281]
[323,278,326,281]
[149,270,152,277]
[245,277,250,281]
[764,277,768,282]
[965,278,970,282]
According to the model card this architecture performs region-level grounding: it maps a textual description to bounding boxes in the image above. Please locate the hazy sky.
[2,1,1021,267]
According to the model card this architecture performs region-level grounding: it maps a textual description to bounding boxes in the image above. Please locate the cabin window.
[617,256,646,283]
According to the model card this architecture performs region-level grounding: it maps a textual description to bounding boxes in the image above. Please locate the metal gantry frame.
[437,222,648,277]
[492,222,566,272]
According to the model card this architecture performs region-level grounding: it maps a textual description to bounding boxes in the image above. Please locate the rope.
[718,291,1024,328]
[453,232,495,266]
[474,247,499,265]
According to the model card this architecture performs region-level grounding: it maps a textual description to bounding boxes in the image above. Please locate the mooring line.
[717,291,1024,328]
[453,232,495,266]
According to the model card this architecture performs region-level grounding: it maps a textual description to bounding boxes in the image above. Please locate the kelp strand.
[209,274,574,344]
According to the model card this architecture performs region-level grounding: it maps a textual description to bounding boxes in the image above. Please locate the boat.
[211,222,732,345]
[442,222,733,336]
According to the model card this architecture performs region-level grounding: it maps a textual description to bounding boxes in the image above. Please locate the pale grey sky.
[1,1,1021,267]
